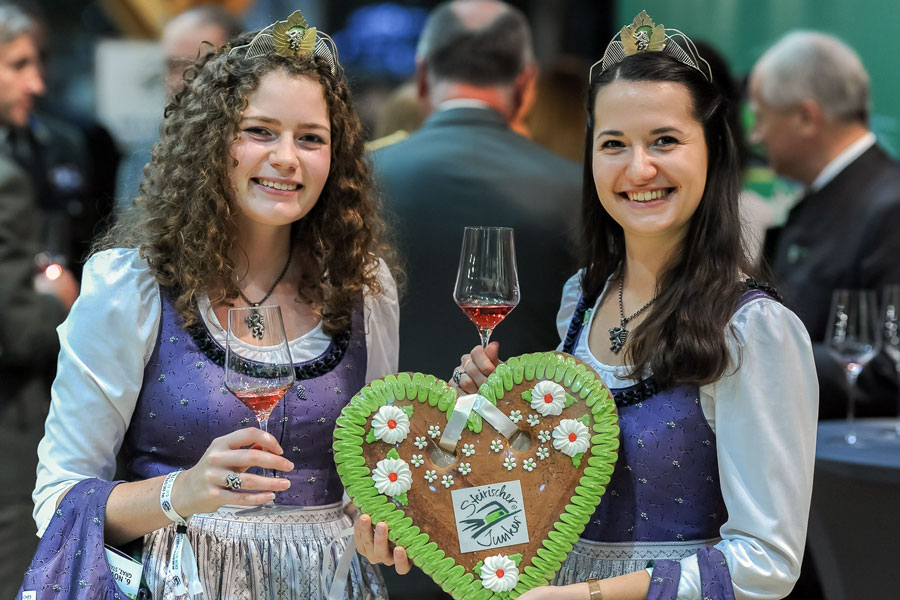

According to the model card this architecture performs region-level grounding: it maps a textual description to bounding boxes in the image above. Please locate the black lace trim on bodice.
[561,278,781,408]
[182,308,351,382]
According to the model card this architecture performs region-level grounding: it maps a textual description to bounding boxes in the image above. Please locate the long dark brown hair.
[99,32,397,335]
[581,52,766,387]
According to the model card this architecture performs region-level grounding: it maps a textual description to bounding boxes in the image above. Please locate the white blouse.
[33,248,399,535]
[556,272,818,600]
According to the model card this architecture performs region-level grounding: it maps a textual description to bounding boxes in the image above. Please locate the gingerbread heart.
[333,351,619,598]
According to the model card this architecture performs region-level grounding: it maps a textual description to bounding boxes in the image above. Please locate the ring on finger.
[452,368,463,385]
[224,472,243,490]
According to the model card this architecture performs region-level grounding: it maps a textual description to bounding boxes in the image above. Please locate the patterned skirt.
[142,503,387,599]
[551,537,721,583]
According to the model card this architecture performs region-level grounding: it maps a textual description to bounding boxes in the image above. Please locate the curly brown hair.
[99,32,397,336]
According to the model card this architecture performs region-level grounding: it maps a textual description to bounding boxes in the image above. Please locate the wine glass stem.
[895,363,900,435]
[478,327,493,348]
[257,416,272,479]
[845,367,861,443]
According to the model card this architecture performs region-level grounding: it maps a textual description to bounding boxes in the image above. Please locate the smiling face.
[591,80,708,248]
[229,70,331,230]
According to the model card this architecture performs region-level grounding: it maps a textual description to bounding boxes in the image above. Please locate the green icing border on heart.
[334,351,619,599]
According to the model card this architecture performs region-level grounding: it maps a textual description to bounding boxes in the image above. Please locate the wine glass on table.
[825,289,881,445]
[453,227,520,348]
[225,305,295,506]
[882,285,900,439]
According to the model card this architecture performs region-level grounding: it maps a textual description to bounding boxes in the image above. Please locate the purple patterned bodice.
[563,287,772,543]
[122,292,367,506]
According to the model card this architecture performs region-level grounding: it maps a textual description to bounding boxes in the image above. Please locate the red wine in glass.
[225,305,295,500]
[453,227,520,347]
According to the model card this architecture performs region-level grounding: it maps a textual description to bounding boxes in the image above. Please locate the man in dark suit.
[372,0,581,380]
[752,31,900,423]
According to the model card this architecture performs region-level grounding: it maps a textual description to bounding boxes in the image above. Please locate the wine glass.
[882,285,900,438]
[825,289,881,445]
[453,226,520,348]
[225,305,295,488]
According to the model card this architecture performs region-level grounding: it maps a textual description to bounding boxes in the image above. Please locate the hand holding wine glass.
[825,289,881,445]
[453,226,520,348]
[225,305,295,486]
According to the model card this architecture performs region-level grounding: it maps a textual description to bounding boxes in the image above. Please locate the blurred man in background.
[372,0,580,376]
[753,31,900,421]
[0,3,79,592]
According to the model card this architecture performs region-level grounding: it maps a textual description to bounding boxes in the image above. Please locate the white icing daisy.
[552,419,591,457]
[372,458,412,496]
[490,439,503,453]
[410,454,424,467]
[414,436,427,449]
[459,462,471,475]
[480,554,519,592]
[522,458,536,472]
[509,410,522,423]
[537,429,551,443]
[503,456,516,470]
[526,413,540,427]
[428,425,441,438]
[536,446,550,460]
[424,469,437,482]
[462,443,476,457]
[530,380,566,416]
[441,474,454,488]
[371,406,410,444]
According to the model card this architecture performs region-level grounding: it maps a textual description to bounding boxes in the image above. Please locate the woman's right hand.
[450,341,501,394]
[354,514,411,574]
[171,427,294,516]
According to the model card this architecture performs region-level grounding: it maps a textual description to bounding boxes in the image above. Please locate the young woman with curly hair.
[27,14,395,600]
[361,13,818,600]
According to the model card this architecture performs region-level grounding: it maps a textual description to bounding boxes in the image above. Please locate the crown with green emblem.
[229,10,339,74]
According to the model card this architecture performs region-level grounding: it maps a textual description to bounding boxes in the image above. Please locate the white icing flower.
[410,454,424,467]
[480,554,519,592]
[503,456,516,470]
[531,380,566,416]
[490,439,503,453]
[462,443,475,457]
[537,429,551,443]
[526,413,540,427]
[424,469,437,482]
[508,410,522,423]
[414,436,427,449]
[522,458,536,472]
[552,419,591,457]
[441,474,454,488]
[459,462,471,475]
[372,458,412,496]
[428,425,441,438]
[371,406,410,444]
[536,446,550,460]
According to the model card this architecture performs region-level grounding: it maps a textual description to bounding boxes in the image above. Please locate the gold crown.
[229,10,339,74]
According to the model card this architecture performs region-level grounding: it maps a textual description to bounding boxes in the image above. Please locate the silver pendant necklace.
[238,250,293,339]
[608,275,659,354]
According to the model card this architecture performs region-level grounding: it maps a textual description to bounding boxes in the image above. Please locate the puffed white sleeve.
[363,257,399,382]
[555,271,584,350]
[33,248,160,536]
[673,297,819,599]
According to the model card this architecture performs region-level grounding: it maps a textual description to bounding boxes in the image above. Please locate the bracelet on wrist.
[585,577,603,600]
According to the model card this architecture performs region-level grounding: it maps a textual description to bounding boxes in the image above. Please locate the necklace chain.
[609,274,659,354]
[238,250,293,308]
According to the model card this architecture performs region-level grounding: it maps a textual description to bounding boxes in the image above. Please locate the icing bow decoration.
[590,10,712,82]
[229,10,340,74]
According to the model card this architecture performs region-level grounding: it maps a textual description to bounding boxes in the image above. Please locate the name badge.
[451,480,530,554]
[105,544,144,599]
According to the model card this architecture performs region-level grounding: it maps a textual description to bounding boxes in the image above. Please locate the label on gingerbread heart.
[334,351,619,598]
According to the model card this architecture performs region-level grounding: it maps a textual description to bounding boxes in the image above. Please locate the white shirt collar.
[435,98,492,112]
[809,131,876,192]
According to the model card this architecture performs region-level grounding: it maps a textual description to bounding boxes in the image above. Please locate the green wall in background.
[617,0,900,156]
